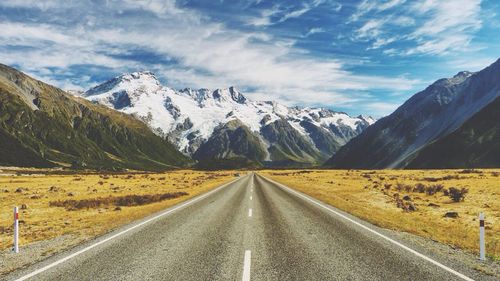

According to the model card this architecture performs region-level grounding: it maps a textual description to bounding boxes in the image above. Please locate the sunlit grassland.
[0,170,235,253]
[260,169,499,260]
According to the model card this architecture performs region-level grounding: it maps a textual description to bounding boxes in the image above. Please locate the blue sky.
[0,0,498,117]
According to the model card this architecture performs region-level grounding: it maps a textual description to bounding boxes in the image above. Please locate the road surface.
[4,173,492,281]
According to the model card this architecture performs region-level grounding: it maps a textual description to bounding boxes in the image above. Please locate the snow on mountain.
[83,71,374,164]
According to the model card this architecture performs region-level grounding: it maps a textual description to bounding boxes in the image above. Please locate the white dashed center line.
[248,208,253,217]
[242,250,251,281]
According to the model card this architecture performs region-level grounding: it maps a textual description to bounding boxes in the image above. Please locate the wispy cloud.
[362,101,402,117]
[1,0,494,117]
[245,6,281,27]
[304,27,325,37]
[246,0,330,27]
[349,0,405,23]
[405,0,482,55]
[349,0,483,55]
[278,5,311,23]
[0,1,419,112]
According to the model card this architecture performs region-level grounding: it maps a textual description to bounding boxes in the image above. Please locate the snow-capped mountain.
[325,58,500,169]
[83,71,374,167]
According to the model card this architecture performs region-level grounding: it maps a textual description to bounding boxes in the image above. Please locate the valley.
[1,1,499,280]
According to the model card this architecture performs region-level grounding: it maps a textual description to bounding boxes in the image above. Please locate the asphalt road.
[4,173,493,281]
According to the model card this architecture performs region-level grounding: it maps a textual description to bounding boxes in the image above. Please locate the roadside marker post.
[479,212,485,261]
[13,206,19,253]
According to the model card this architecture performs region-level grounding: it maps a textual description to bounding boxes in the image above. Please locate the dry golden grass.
[0,170,235,251]
[260,169,500,260]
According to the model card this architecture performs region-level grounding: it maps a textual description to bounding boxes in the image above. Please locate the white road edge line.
[242,250,251,281]
[248,208,253,217]
[13,176,245,281]
[260,175,475,281]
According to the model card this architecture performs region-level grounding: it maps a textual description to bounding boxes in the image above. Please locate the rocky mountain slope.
[406,96,500,168]
[0,64,190,170]
[325,58,500,169]
[83,72,374,167]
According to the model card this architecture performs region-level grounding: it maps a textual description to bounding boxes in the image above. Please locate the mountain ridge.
[325,58,500,169]
[0,64,191,171]
[83,71,375,167]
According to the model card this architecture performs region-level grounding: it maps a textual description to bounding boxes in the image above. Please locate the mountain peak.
[431,70,473,88]
[208,87,247,104]
[453,71,473,79]
[447,70,474,85]
[120,71,160,85]
[357,115,376,124]
[84,70,161,98]
[228,86,247,104]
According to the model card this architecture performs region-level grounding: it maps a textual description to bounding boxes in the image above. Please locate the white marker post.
[13,206,19,253]
[479,212,485,261]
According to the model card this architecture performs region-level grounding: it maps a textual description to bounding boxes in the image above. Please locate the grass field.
[260,169,500,260]
[0,169,236,254]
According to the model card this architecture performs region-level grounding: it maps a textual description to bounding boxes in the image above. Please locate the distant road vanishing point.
[5,173,492,281]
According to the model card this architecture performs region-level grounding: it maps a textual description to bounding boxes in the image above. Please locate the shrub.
[423,175,459,181]
[425,184,444,195]
[423,177,439,182]
[413,183,426,193]
[459,169,482,174]
[448,187,468,202]
[50,192,189,210]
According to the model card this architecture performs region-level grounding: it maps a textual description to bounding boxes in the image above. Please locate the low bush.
[459,169,482,174]
[50,192,189,210]
[413,183,426,193]
[425,184,444,195]
[423,175,459,181]
[448,187,468,202]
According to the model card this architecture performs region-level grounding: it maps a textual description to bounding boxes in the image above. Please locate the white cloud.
[0,1,419,110]
[0,22,88,47]
[278,6,311,23]
[350,0,483,56]
[362,101,401,116]
[446,57,497,72]
[356,19,386,39]
[332,2,342,12]
[304,27,324,37]
[0,0,65,10]
[349,0,405,23]
[245,6,281,27]
[121,0,189,17]
[369,37,396,49]
[404,0,482,55]
[248,0,328,27]
[378,0,406,11]
[393,16,415,26]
